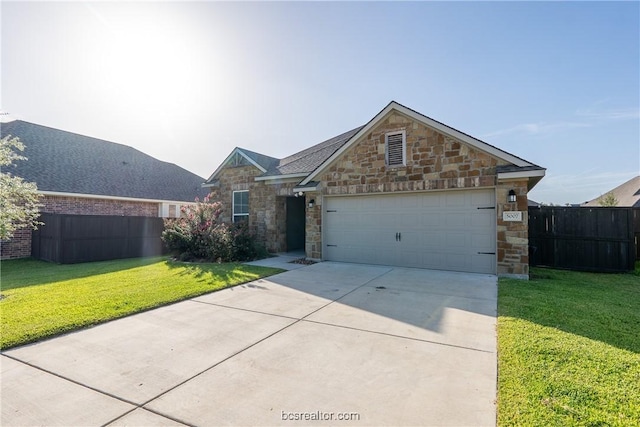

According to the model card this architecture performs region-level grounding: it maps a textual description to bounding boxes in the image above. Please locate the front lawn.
[0,257,283,350]
[498,267,640,426]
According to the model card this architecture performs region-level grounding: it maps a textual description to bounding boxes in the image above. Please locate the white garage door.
[323,190,496,274]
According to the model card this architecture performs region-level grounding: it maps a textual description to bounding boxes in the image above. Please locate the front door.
[286,197,306,251]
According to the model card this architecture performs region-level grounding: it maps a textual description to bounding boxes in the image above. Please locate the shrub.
[162,193,265,262]
[229,221,264,261]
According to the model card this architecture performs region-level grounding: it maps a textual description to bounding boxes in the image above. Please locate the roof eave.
[300,101,536,186]
[204,148,267,184]
[254,172,309,182]
[497,169,546,190]
[39,190,197,205]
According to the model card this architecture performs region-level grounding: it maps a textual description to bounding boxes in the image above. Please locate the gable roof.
[204,127,363,185]
[583,176,640,207]
[301,101,545,186]
[204,100,545,189]
[1,120,209,203]
[204,147,279,185]
[260,126,364,178]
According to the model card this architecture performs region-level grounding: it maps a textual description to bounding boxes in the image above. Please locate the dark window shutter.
[386,133,404,166]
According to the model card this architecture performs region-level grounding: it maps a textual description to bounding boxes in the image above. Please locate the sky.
[1,1,638,205]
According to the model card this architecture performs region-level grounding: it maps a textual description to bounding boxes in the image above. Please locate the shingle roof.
[204,126,364,184]
[583,176,640,207]
[1,120,209,202]
[238,148,280,172]
[265,126,364,176]
[205,101,545,188]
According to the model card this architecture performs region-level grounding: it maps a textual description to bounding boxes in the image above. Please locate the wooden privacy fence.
[528,206,640,272]
[32,213,167,264]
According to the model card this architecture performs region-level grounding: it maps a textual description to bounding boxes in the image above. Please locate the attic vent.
[385,131,405,167]
[229,152,250,167]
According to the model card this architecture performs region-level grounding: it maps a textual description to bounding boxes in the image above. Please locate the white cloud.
[483,105,639,139]
[575,107,640,121]
[481,121,591,139]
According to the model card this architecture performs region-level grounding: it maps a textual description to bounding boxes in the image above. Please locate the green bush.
[162,193,265,262]
[229,221,265,261]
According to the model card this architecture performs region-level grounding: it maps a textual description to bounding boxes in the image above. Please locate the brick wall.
[42,196,158,216]
[0,228,32,260]
[1,195,160,260]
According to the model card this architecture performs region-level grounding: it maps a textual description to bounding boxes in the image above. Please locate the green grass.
[498,267,640,426]
[0,257,283,350]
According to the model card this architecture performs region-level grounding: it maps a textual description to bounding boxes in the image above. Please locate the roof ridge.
[8,120,157,159]
[279,126,364,166]
[236,146,279,161]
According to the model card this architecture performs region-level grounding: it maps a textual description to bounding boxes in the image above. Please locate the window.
[385,131,406,167]
[233,191,249,223]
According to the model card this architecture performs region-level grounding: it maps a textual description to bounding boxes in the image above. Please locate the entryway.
[285,196,305,252]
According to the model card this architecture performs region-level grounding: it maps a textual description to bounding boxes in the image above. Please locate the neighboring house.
[582,176,640,207]
[0,119,208,259]
[528,199,541,207]
[204,101,545,278]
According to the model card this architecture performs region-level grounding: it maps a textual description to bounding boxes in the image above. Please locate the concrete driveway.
[1,261,497,426]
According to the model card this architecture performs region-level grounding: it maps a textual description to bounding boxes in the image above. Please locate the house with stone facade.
[0,119,208,259]
[204,101,545,278]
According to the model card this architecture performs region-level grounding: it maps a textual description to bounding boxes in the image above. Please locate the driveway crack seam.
[188,299,300,321]
[1,354,140,406]
[135,317,305,412]
[136,270,395,414]
[301,319,495,353]
[102,407,196,427]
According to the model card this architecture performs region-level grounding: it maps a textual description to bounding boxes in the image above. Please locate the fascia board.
[204,148,266,183]
[301,101,534,185]
[293,186,318,193]
[497,169,546,181]
[39,190,197,205]
[254,173,308,182]
[391,103,533,168]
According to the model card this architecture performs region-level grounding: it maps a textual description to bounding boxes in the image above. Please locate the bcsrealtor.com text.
[281,411,361,421]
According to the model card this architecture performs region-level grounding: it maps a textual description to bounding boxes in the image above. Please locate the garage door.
[323,190,496,274]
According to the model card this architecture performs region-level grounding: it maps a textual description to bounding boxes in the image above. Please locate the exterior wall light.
[308,199,315,208]
[508,189,517,203]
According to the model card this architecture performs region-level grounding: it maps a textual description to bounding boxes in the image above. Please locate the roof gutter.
[497,169,546,190]
[497,169,546,181]
[254,173,309,182]
[38,190,197,206]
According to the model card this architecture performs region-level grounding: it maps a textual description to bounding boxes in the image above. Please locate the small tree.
[162,193,228,261]
[0,136,42,240]
[598,191,619,207]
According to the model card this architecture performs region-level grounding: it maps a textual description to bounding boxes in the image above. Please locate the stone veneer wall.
[306,111,529,276]
[496,180,530,277]
[305,192,323,259]
[213,165,297,253]
[0,195,160,260]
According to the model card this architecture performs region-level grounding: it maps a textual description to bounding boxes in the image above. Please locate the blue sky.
[2,1,638,205]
